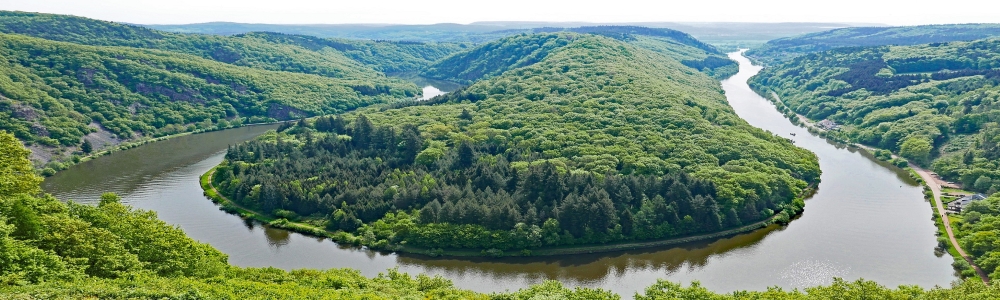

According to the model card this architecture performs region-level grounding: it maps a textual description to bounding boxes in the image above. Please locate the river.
[42,52,955,297]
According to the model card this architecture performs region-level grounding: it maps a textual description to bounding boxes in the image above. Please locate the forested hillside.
[2,129,1000,298]
[210,33,819,255]
[751,38,1000,195]
[234,32,465,73]
[0,11,422,82]
[147,22,518,43]
[422,27,737,84]
[749,24,1000,63]
[0,33,415,164]
[420,33,572,84]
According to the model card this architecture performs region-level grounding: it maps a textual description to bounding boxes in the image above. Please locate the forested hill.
[0,32,415,171]
[419,33,572,84]
[236,32,465,73]
[748,24,1000,63]
[554,26,720,54]
[422,27,737,84]
[210,33,819,254]
[0,11,460,77]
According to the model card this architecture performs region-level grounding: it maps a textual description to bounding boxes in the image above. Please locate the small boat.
[790,133,796,136]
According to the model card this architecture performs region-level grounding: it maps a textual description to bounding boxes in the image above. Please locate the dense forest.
[751,38,1000,195]
[210,33,819,254]
[233,32,466,74]
[421,27,737,84]
[748,24,1000,63]
[420,33,573,84]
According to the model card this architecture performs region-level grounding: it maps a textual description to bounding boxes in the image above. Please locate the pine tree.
[459,108,473,120]
[353,115,374,149]
[621,209,635,236]
[332,116,346,134]
[455,142,475,168]
[401,125,422,164]
[81,139,93,154]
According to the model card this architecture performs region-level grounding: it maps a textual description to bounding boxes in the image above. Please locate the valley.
[36,52,954,296]
[3,8,1000,299]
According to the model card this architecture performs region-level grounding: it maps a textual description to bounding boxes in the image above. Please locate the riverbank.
[38,121,291,177]
[755,88,990,284]
[200,166,811,258]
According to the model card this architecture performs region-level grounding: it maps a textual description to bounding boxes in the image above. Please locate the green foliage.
[952,194,1000,279]
[635,277,999,299]
[751,38,1000,193]
[492,280,620,300]
[900,137,932,164]
[0,131,40,196]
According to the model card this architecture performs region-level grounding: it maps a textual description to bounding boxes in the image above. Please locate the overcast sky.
[1,0,997,25]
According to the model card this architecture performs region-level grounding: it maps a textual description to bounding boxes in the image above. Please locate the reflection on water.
[421,85,447,100]
[397,224,785,282]
[391,72,463,97]
[263,226,292,247]
[42,52,955,298]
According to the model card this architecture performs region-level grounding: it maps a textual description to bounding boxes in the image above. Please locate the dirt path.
[911,165,991,283]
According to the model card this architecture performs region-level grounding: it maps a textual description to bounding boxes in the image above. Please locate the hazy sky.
[1,0,998,25]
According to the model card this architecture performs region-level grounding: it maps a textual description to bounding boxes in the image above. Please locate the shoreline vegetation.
[200,166,814,257]
[755,87,991,284]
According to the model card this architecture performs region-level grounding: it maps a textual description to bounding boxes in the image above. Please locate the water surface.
[43,52,955,297]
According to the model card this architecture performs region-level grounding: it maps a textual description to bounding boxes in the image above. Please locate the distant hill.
[144,22,515,43]
[419,33,573,84]
[143,21,862,46]
[236,32,465,73]
[748,24,1000,63]
[0,11,394,81]
[422,26,738,84]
